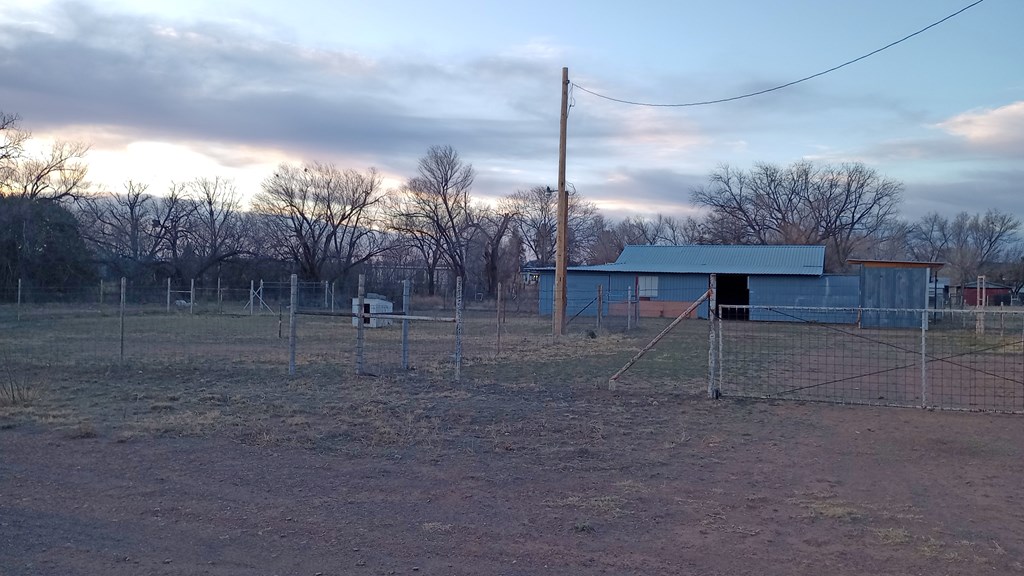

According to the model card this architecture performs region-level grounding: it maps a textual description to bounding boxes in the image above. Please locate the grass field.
[2,307,1023,574]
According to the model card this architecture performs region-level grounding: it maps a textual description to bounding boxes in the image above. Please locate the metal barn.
[535,245,933,326]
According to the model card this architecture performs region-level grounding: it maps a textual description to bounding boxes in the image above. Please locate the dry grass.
[544,494,630,518]
[421,522,453,533]
[874,527,912,545]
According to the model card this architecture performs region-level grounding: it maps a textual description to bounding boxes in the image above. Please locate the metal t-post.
[626,287,633,330]
[496,281,503,356]
[190,278,195,315]
[708,274,718,399]
[402,279,410,370]
[455,276,463,383]
[356,274,365,376]
[166,277,171,313]
[921,308,928,408]
[289,274,297,376]
[119,277,126,363]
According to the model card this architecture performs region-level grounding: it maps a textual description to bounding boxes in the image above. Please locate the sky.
[1,0,1021,221]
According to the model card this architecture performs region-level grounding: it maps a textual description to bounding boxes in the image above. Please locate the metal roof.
[569,244,826,276]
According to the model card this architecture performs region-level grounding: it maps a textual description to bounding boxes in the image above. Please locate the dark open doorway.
[716,274,749,320]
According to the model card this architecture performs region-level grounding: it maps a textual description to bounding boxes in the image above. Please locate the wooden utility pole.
[554,66,569,336]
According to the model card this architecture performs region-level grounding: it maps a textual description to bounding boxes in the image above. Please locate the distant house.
[532,245,940,327]
[961,280,1012,307]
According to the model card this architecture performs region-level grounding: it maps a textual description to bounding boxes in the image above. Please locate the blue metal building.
[535,245,929,326]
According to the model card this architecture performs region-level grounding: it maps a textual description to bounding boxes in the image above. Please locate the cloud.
[937,101,1024,155]
[0,3,562,175]
[901,167,1024,220]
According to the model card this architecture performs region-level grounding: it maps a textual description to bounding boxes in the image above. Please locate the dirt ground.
[2,368,1023,576]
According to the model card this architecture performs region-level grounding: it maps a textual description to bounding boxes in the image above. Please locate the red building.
[961,280,1011,307]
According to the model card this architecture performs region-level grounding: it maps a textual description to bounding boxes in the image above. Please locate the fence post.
[920,308,928,408]
[119,277,126,363]
[356,274,365,376]
[976,274,985,334]
[596,284,603,329]
[455,276,463,383]
[289,274,297,376]
[708,273,718,399]
[323,280,328,309]
[634,286,641,329]
[249,280,255,315]
[190,278,195,315]
[402,279,411,370]
[718,303,723,394]
[217,277,222,314]
[166,277,171,313]
[17,278,22,321]
[99,279,104,308]
[627,286,633,330]
[496,281,503,356]
[331,281,336,313]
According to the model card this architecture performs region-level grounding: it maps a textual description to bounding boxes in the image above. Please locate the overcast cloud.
[1,0,1021,222]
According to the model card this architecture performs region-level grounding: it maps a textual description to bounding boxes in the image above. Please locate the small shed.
[352,293,393,328]
[847,259,943,328]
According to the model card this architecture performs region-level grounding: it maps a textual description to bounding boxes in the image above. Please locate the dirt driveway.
[2,371,1022,576]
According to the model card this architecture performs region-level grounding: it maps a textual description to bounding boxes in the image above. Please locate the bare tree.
[385,191,446,296]
[692,161,902,270]
[586,215,623,265]
[324,168,393,286]
[906,212,951,263]
[501,186,555,265]
[180,177,245,279]
[79,181,163,278]
[151,183,197,280]
[475,208,517,298]
[500,184,601,265]
[850,219,913,262]
[252,162,385,282]
[814,163,903,270]
[0,111,30,186]
[8,141,91,203]
[612,214,702,246]
[391,145,477,282]
[943,210,1020,286]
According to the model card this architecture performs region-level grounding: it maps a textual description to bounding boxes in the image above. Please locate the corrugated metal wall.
[537,268,929,328]
[748,275,860,323]
[608,273,710,317]
[537,271,610,317]
[859,267,928,328]
[538,272,710,318]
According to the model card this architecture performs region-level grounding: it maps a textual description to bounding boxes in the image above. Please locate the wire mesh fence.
[718,305,1024,413]
[5,275,1024,415]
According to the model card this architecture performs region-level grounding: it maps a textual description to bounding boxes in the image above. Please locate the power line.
[572,0,986,108]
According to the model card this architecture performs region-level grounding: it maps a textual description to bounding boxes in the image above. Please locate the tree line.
[2,110,1021,301]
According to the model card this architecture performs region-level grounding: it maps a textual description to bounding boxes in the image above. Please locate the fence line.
[716,304,1024,413]
[5,275,1024,415]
